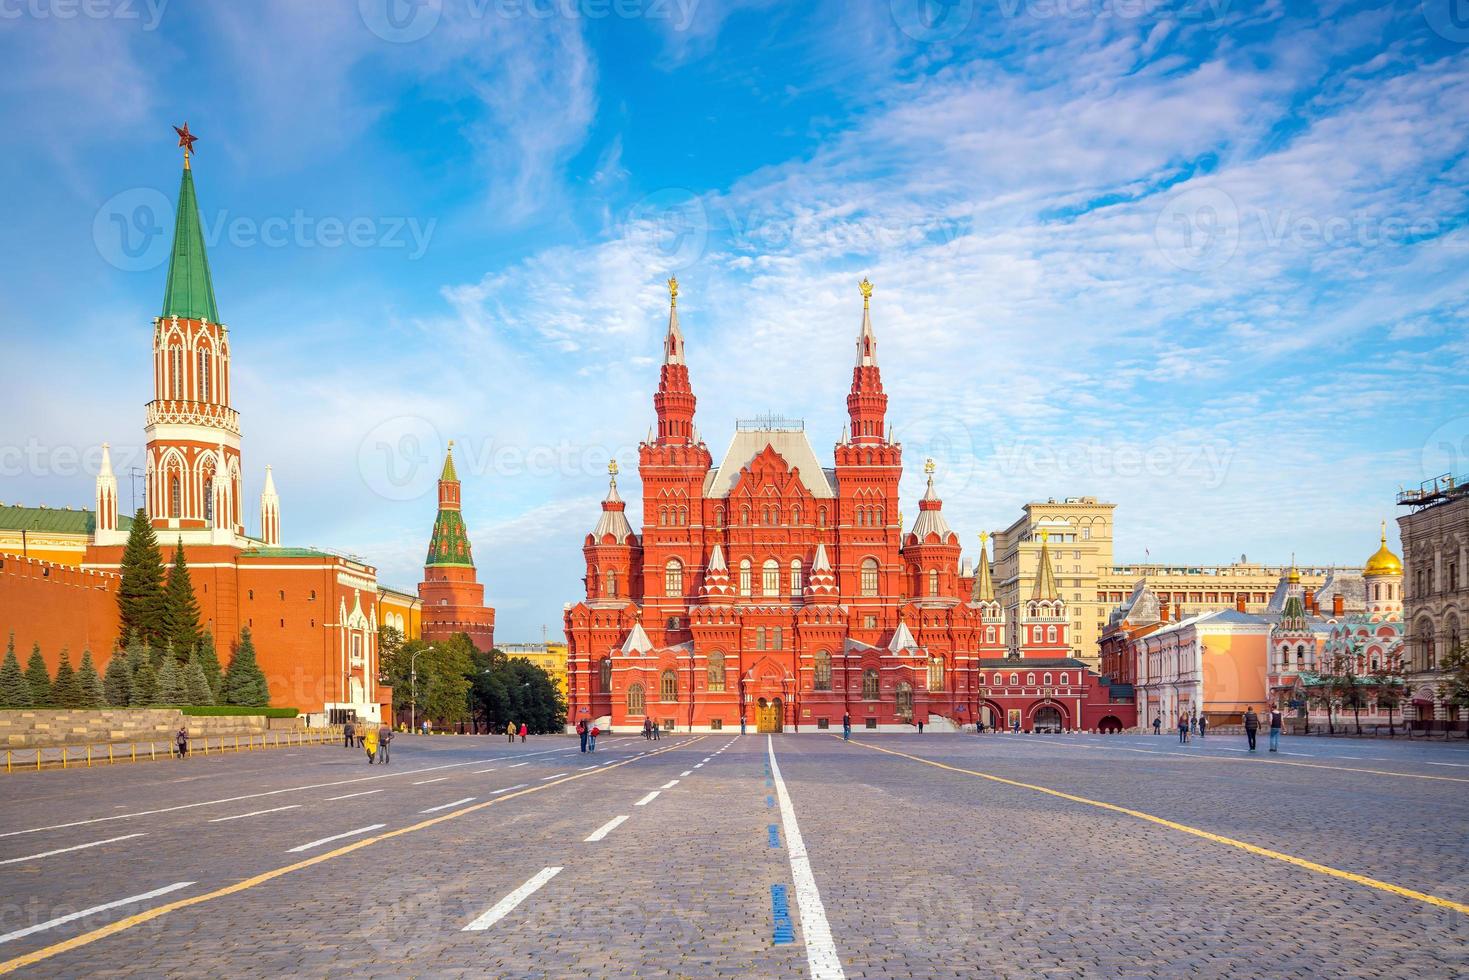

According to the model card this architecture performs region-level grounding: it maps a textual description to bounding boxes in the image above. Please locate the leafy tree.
[163,539,201,658]
[1438,642,1469,739]
[155,655,185,705]
[103,647,134,708]
[221,629,270,707]
[0,636,33,708]
[1370,654,1405,735]
[465,644,565,735]
[24,644,52,707]
[184,650,214,706]
[51,649,86,709]
[195,628,223,699]
[131,656,159,707]
[117,508,168,647]
[76,650,105,708]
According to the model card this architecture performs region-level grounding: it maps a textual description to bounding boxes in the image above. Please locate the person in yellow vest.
[363,726,379,764]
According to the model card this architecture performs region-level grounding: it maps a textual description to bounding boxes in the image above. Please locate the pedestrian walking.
[652,722,661,741]
[175,725,189,759]
[344,720,355,749]
[519,722,528,743]
[589,725,599,751]
[507,723,516,744]
[842,712,851,741]
[578,719,589,753]
[1243,706,1260,752]
[1269,706,1283,752]
[1197,714,1208,739]
[363,725,379,764]
[740,717,747,735]
[1012,717,1021,735]
[642,718,652,741]
[1152,716,1162,736]
[917,720,925,735]
[1178,713,1189,744]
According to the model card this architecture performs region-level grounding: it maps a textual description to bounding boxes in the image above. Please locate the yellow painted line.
[847,739,1469,918]
[0,737,705,975]
[1037,738,1469,783]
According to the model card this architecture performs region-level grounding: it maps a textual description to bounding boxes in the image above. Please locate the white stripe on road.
[541,773,568,781]
[462,867,562,931]
[491,783,529,795]
[474,769,498,774]
[694,763,704,769]
[768,736,844,980]
[420,797,476,814]
[324,790,383,801]
[287,824,385,853]
[208,805,302,823]
[580,765,598,771]
[680,771,692,777]
[583,815,629,842]
[0,833,147,867]
[413,777,450,785]
[0,882,194,946]
[635,791,659,806]
[660,779,680,789]
[508,763,529,768]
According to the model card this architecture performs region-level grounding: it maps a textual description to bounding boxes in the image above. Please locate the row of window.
[162,343,220,402]
[662,557,882,597]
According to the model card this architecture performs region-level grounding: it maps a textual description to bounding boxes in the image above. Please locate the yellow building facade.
[501,641,569,698]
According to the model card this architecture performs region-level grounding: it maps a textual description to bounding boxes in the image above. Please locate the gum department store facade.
[564,280,1135,734]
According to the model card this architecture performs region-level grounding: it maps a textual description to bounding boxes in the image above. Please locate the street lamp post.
[409,646,424,735]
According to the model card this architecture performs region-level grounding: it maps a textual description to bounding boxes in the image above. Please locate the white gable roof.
[704,429,835,499]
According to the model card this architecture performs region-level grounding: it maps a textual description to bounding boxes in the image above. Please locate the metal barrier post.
[109,745,114,764]
[87,745,92,768]
[61,747,67,770]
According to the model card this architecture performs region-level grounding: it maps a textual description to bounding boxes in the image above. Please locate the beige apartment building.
[992,497,1349,668]
[1397,473,1467,721]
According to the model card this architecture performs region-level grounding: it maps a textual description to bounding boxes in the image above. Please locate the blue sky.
[1,0,1467,640]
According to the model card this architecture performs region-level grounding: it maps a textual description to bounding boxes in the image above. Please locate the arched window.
[605,569,617,597]
[1010,673,1019,686]
[763,559,780,596]
[985,626,996,644]
[1046,626,1057,643]
[862,668,879,700]
[197,347,212,401]
[626,682,645,714]
[715,506,724,527]
[928,568,939,596]
[169,346,183,398]
[741,506,750,526]
[660,669,678,702]
[599,658,612,691]
[1043,673,1052,686]
[658,507,668,527]
[203,475,215,524]
[707,651,726,692]
[896,682,913,718]
[1060,673,1069,685]
[818,506,827,528]
[790,559,803,596]
[791,505,800,525]
[679,506,688,525]
[860,558,879,597]
[739,559,753,596]
[1027,672,1036,685]
[928,657,944,691]
[664,559,683,596]
[169,475,181,518]
[756,626,766,649]
[814,651,831,690]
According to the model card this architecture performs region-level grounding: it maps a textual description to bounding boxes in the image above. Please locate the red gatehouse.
[564,278,1135,733]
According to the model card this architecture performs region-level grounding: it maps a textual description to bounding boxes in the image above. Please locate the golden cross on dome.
[668,276,678,307]
[173,122,198,167]
[859,277,873,308]
[924,457,936,475]
[608,459,619,477]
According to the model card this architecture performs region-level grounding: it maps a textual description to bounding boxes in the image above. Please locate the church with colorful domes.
[563,280,1135,733]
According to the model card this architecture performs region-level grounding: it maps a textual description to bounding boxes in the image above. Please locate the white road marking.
[583,815,629,842]
[694,763,704,769]
[541,773,568,781]
[680,770,692,777]
[702,758,711,762]
[287,824,385,853]
[0,833,147,867]
[474,768,498,774]
[1427,761,1469,768]
[463,867,562,931]
[413,777,450,785]
[635,791,659,806]
[420,797,476,814]
[660,779,680,789]
[768,736,844,980]
[0,882,194,946]
[580,765,598,771]
[324,790,383,801]
[508,762,529,768]
[492,783,529,794]
[208,805,302,823]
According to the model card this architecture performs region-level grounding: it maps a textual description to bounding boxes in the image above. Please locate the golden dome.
[1364,522,1403,578]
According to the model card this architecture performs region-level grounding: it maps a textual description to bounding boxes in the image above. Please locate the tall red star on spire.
[173,122,198,157]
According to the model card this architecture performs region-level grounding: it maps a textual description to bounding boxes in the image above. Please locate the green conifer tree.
[76,649,105,708]
[184,650,214,706]
[24,644,52,707]
[130,657,159,707]
[155,655,185,705]
[163,538,201,657]
[51,649,85,709]
[117,508,167,647]
[221,629,270,707]
[103,648,133,708]
[195,628,224,699]
[0,636,33,708]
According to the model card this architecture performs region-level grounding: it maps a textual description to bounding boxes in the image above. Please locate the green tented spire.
[161,163,219,323]
[425,443,473,567]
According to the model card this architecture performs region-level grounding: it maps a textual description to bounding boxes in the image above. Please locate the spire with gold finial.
[663,275,684,365]
[162,121,219,323]
[1031,529,1059,601]
[593,457,634,543]
[971,531,995,603]
[855,277,877,367]
[426,440,473,567]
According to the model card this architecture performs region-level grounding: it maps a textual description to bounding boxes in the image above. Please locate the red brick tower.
[419,443,495,651]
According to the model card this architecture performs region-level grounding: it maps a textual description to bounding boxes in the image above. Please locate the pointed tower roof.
[99,443,115,480]
[909,459,955,542]
[161,137,219,323]
[664,275,685,365]
[855,277,878,367]
[620,621,654,655]
[888,619,919,652]
[707,543,727,573]
[812,542,832,572]
[426,443,473,567]
[592,459,634,544]
[440,445,458,482]
[262,464,278,497]
[805,542,839,601]
[971,532,995,603]
[1031,530,1059,601]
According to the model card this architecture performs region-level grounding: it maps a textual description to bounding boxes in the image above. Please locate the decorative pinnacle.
[859,277,873,308]
[173,122,198,168]
[1039,529,1049,543]
[1379,519,1387,544]
[978,531,988,544]
[608,458,619,477]
[924,457,935,475]
[668,275,678,307]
